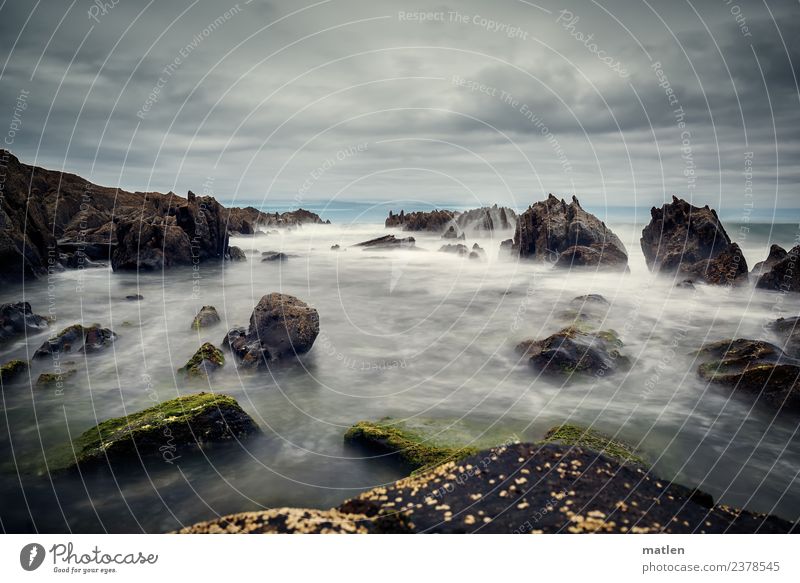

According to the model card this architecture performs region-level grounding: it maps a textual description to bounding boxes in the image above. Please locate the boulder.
[0,359,28,384]
[179,342,225,377]
[36,369,77,388]
[441,226,464,240]
[385,209,455,231]
[769,316,800,358]
[55,393,260,470]
[469,243,486,261]
[513,194,628,269]
[330,244,341,251]
[640,196,748,284]
[191,306,220,329]
[353,235,415,249]
[438,243,468,256]
[222,293,319,367]
[697,339,800,411]
[516,326,630,377]
[226,246,247,261]
[178,442,794,534]
[34,324,116,357]
[0,302,49,342]
[755,245,800,293]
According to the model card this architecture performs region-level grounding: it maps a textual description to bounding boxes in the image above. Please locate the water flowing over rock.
[222,293,319,367]
[755,245,800,293]
[0,302,49,342]
[640,196,748,285]
[512,194,628,269]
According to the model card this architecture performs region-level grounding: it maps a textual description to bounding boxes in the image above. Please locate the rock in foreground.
[640,196,748,285]
[222,293,319,367]
[512,195,628,269]
[177,443,794,533]
[0,302,49,342]
[57,393,259,470]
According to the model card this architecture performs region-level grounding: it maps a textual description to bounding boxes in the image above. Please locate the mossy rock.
[541,424,646,466]
[179,342,225,377]
[516,326,630,377]
[1,359,28,384]
[34,323,116,357]
[345,419,478,474]
[36,369,77,388]
[191,306,221,330]
[53,392,260,470]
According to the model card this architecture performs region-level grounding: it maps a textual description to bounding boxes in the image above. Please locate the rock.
[112,218,193,271]
[438,243,468,256]
[125,294,144,301]
[516,326,630,377]
[178,442,794,533]
[441,226,464,240]
[353,235,416,249]
[455,205,517,235]
[191,306,220,329]
[58,251,107,269]
[344,420,477,474]
[36,370,77,388]
[676,279,696,289]
[226,207,327,232]
[541,424,645,465]
[222,293,319,367]
[55,393,260,470]
[34,324,117,357]
[697,339,800,411]
[0,302,49,342]
[330,244,341,250]
[469,243,486,261]
[385,209,455,232]
[499,238,514,253]
[641,196,748,285]
[768,317,800,358]
[513,194,628,269]
[261,252,289,262]
[179,342,225,377]
[752,244,788,277]
[226,246,246,261]
[571,294,609,306]
[0,359,28,384]
[755,245,800,293]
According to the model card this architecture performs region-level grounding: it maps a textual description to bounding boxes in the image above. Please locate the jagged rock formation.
[226,207,328,234]
[754,245,800,293]
[454,205,517,236]
[385,209,455,232]
[640,196,748,285]
[512,194,628,269]
[386,206,517,238]
[353,235,416,249]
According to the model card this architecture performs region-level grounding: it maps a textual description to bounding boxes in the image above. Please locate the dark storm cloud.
[0,0,797,211]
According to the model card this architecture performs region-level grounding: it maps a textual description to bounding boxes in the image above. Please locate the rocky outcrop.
[177,442,793,533]
[512,194,628,269]
[641,196,748,285]
[0,359,28,384]
[221,293,319,367]
[769,316,800,358]
[697,339,800,412]
[469,243,486,261]
[438,243,468,256]
[191,306,220,329]
[179,343,225,378]
[55,393,259,470]
[516,326,630,376]
[755,245,800,293]
[454,205,517,236]
[34,323,116,357]
[226,246,247,262]
[226,207,328,234]
[385,209,455,232]
[353,235,416,249]
[752,244,788,277]
[0,302,49,342]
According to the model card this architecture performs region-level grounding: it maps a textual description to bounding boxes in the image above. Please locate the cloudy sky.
[1,0,798,216]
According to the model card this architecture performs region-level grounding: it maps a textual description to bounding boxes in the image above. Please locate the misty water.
[1,216,799,533]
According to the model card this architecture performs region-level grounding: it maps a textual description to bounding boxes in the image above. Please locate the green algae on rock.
[0,359,28,384]
[541,424,646,466]
[516,326,630,377]
[344,419,477,474]
[191,306,221,330]
[179,342,225,378]
[55,392,259,470]
[34,323,117,357]
[36,369,77,388]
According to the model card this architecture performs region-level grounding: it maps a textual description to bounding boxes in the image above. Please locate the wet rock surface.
[755,245,800,293]
[34,323,117,357]
[179,342,225,378]
[516,326,630,377]
[0,302,49,342]
[769,316,800,358]
[191,306,221,329]
[640,196,748,285]
[0,359,28,384]
[177,443,794,533]
[512,194,628,269]
[354,235,416,249]
[222,293,319,367]
[697,339,800,412]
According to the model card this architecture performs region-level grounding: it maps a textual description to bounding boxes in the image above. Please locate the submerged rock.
[755,245,800,293]
[354,234,416,249]
[34,324,117,357]
[36,369,77,388]
[516,326,630,377]
[191,306,221,329]
[640,196,748,285]
[438,243,468,256]
[178,442,794,533]
[261,252,289,262]
[0,302,49,342]
[697,339,800,412]
[330,244,341,250]
[512,194,628,269]
[56,393,260,470]
[222,293,319,367]
[179,343,225,378]
[344,420,477,474]
[0,359,28,384]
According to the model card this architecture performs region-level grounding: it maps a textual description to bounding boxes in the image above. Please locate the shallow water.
[1,220,799,533]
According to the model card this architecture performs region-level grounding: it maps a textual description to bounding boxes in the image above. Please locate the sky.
[0,0,798,216]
